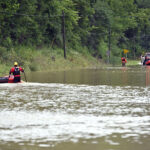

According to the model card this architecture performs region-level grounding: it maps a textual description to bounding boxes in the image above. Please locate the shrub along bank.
[0,46,104,76]
[0,46,140,76]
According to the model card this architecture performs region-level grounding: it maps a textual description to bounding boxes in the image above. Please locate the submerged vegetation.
[0,0,150,75]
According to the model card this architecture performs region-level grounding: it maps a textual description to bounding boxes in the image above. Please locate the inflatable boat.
[143,53,150,65]
[145,60,150,65]
[0,75,23,83]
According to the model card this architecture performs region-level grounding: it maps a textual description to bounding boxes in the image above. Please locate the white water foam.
[0,83,150,146]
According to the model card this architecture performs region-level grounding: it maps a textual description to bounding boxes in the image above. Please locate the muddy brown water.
[0,66,150,150]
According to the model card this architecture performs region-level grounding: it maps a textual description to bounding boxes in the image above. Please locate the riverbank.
[0,47,105,76]
[0,46,141,76]
[126,59,141,66]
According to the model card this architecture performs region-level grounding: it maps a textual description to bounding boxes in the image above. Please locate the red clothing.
[9,67,24,77]
[121,57,127,63]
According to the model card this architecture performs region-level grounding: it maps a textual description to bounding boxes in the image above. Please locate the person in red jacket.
[121,57,127,66]
[9,62,24,83]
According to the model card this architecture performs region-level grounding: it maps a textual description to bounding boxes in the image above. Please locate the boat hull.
[0,77,9,83]
[0,75,23,83]
[145,60,150,65]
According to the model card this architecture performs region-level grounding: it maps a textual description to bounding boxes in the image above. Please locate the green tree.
[0,0,19,48]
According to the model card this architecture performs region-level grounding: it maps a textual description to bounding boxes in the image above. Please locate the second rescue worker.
[121,57,127,66]
[9,62,24,83]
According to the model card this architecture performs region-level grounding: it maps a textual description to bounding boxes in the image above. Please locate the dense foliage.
[0,0,150,61]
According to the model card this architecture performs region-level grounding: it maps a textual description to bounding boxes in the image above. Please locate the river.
[0,66,150,150]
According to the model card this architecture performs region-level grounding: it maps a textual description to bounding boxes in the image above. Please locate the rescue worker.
[141,54,145,65]
[121,57,127,66]
[143,55,147,65]
[9,62,24,83]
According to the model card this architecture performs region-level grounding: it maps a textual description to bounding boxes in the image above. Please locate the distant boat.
[143,53,150,65]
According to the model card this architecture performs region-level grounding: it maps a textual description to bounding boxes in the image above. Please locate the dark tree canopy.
[0,0,150,59]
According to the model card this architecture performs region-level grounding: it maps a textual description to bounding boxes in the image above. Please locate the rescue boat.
[145,60,150,65]
[143,53,150,65]
[0,75,23,83]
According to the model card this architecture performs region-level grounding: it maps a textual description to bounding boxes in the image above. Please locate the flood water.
[0,66,150,150]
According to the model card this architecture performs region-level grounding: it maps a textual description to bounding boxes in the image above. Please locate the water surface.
[0,66,150,150]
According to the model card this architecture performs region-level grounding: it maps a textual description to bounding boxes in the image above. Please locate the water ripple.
[0,83,150,146]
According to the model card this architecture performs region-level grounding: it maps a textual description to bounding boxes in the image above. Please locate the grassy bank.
[0,46,105,76]
[126,59,141,66]
[0,46,141,76]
